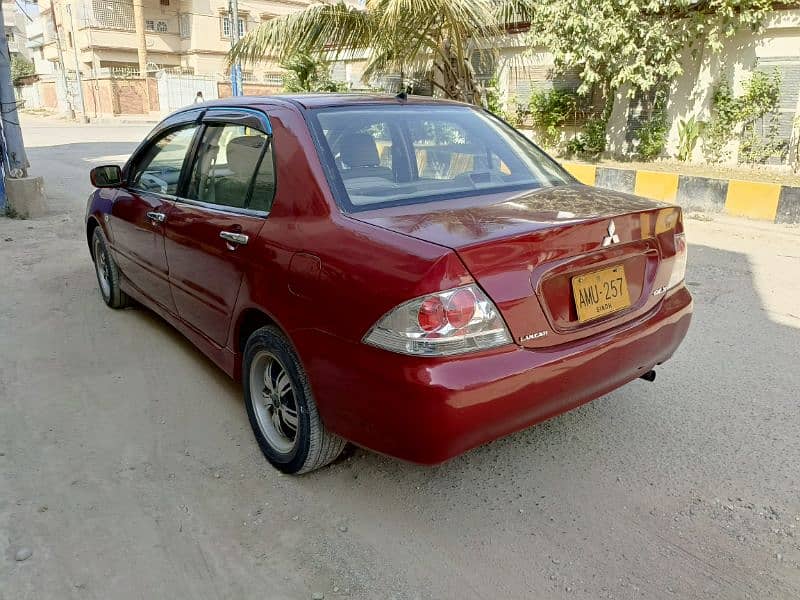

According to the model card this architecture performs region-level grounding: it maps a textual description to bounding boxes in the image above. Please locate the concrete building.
[3,0,33,62]
[37,0,312,80]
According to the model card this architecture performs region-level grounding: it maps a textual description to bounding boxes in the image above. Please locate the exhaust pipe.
[640,370,656,382]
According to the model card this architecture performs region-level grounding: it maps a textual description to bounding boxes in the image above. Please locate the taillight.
[667,232,687,290]
[363,284,512,356]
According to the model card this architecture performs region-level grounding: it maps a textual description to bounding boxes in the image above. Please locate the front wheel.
[92,227,130,309]
[243,326,345,474]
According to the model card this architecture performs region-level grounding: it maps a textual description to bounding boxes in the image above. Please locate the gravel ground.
[1,116,799,600]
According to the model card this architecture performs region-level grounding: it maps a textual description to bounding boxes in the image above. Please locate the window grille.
[92,0,134,30]
[179,14,191,38]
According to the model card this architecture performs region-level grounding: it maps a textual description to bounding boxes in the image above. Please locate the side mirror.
[90,165,123,188]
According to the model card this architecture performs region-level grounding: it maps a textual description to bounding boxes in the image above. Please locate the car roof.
[191,93,470,111]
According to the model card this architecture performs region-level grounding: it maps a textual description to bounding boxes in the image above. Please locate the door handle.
[220,231,249,246]
[146,211,166,223]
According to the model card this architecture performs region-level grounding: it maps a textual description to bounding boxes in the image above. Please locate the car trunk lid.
[351,184,684,347]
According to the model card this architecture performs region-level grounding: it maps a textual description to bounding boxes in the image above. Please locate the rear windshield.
[310,105,572,212]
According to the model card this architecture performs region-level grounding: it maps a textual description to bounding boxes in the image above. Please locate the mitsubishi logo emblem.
[602,220,620,247]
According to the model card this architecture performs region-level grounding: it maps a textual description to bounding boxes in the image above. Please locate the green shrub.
[704,70,786,164]
[528,88,578,150]
[565,117,607,159]
[635,88,668,160]
[281,54,347,93]
[11,56,34,85]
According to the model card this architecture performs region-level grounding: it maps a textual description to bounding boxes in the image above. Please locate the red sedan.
[86,95,691,474]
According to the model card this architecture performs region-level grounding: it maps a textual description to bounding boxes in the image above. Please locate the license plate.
[572,265,631,323]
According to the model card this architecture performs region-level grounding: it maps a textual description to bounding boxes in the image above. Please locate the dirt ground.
[1,116,800,599]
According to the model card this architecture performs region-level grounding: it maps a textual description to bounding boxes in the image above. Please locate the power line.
[14,0,35,22]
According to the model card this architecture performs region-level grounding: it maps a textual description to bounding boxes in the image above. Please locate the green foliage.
[702,81,738,162]
[677,116,704,161]
[635,88,669,160]
[11,56,35,85]
[527,0,776,98]
[528,88,578,150]
[703,70,786,164]
[281,54,347,93]
[231,0,537,104]
[738,70,786,164]
[485,77,503,116]
[565,117,607,159]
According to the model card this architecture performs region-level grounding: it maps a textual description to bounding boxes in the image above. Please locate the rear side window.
[130,125,198,195]
[185,123,275,211]
[312,105,570,211]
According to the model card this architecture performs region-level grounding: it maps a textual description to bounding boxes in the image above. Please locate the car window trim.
[172,195,270,218]
[202,107,272,135]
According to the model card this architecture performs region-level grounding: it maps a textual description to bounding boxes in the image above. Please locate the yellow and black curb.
[561,162,800,224]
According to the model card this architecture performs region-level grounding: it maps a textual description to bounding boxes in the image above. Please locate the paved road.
[2,117,799,600]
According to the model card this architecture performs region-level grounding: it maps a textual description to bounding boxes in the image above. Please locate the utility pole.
[49,5,74,119]
[65,3,87,123]
[0,0,46,217]
[228,0,242,96]
[0,2,29,177]
[132,0,148,78]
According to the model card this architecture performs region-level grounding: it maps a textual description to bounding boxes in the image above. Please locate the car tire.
[243,326,346,474]
[91,227,130,309]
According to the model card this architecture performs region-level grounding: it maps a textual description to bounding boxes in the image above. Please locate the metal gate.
[156,72,218,114]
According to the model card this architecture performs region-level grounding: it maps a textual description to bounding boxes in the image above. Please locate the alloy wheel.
[249,350,299,454]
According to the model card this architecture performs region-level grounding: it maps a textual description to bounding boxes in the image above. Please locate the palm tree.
[229,0,534,105]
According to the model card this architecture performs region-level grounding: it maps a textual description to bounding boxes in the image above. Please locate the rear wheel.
[243,326,345,474]
[92,227,130,309]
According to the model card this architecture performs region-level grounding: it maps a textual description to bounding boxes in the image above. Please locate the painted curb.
[562,161,800,224]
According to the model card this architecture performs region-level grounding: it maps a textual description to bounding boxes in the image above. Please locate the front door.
[165,116,276,346]
[110,124,199,314]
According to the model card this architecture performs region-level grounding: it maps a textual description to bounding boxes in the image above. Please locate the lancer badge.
[602,220,620,247]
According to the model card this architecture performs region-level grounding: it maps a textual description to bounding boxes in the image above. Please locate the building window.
[92,0,134,30]
[221,14,245,38]
[146,20,168,33]
[6,32,14,43]
[179,14,191,38]
[160,0,169,5]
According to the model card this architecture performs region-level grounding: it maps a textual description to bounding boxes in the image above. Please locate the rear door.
[164,109,276,346]
[110,121,200,313]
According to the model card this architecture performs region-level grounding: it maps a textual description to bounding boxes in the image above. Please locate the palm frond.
[229,1,375,67]
[494,0,537,27]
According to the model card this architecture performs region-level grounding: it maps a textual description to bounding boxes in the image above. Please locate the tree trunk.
[436,39,482,105]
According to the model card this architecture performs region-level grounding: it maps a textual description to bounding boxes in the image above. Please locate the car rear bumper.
[297,285,692,465]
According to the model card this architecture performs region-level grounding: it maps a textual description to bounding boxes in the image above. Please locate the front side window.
[312,105,571,211]
[129,125,198,195]
[186,123,274,211]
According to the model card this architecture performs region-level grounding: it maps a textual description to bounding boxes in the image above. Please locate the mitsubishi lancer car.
[86,95,692,474]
